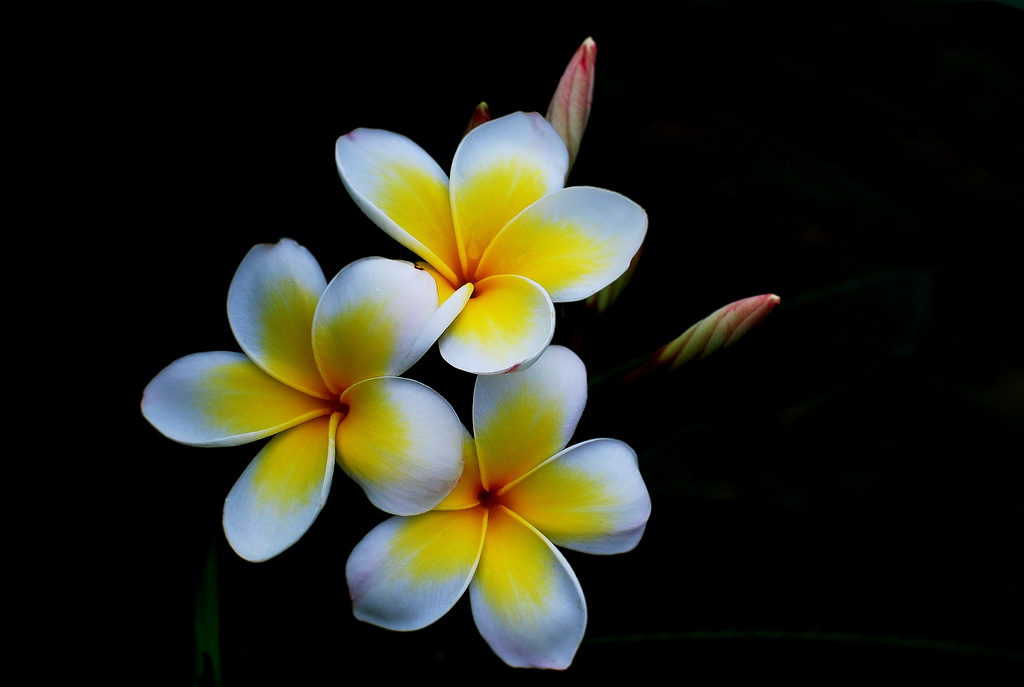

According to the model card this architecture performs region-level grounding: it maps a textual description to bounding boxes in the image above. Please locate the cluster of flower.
[142,38,776,670]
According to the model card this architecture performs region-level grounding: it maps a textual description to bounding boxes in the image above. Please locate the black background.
[18,1,1023,684]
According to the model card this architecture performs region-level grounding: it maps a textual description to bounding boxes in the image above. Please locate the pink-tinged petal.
[347,508,485,631]
[141,351,331,447]
[624,293,782,382]
[437,274,554,376]
[473,345,586,491]
[336,377,464,515]
[477,186,647,302]
[335,128,462,285]
[546,37,596,170]
[451,112,569,279]
[227,238,331,398]
[470,506,586,670]
[502,438,651,555]
[313,257,445,394]
[223,415,337,562]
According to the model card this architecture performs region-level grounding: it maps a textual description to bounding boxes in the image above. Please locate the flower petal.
[502,438,651,554]
[335,128,462,285]
[451,112,568,278]
[472,345,586,490]
[336,376,464,515]
[141,351,331,447]
[436,431,483,509]
[227,238,331,398]
[411,282,473,364]
[586,245,642,314]
[346,509,485,631]
[437,274,554,375]
[476,186,648,302]
[223,415,336,562]
[470,506,586,670]
[313,257,446,393]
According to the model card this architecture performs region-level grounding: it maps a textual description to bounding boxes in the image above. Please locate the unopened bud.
[624,294,780,382]
[546,37,596,171]
[464,102,491,137]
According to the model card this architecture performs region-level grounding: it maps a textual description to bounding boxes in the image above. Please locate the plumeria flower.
[141,238,467,562]
[346,345,651,669]
[335,111,647,375]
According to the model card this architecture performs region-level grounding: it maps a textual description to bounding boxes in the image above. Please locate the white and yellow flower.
[141,238,466,562]
[346,345,651,669]
[335,111,647,374]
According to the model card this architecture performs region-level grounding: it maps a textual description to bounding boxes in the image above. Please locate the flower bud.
[546,37,596,170]
[463,102,491,136]
[624,294,780,381]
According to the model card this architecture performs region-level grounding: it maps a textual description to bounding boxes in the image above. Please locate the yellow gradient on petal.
[454,158,549,278]
[475,391,565,492]
[248,416,332,515]
[415,261,458,301]
[376,163,461,280]
[315,299,398,392]
[442,276,548,371]
[252,275,330,397]
[437,434,483,510]
[475,507,555,629]
[477,216,610,298]
[501,461,615,544]
[199,359,331,436]
[389,509,486,583]
[334,380,413,484]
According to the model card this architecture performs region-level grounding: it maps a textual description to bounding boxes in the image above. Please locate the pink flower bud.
[624,294,780,382]
[546,37,596,170]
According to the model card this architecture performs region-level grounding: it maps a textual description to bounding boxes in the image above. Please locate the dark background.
[19,0,1023,684]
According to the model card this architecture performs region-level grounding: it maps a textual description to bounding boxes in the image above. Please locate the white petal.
[477,186,648,302]
[223,415,336,562]
[141,351,330,447]
[336,377,465,515]
[503,438,652,554]
[227,238,331,397]
[450,112,569,278]
[470,506,586,669]
[472,345,587,490]
[347,509,485,630]
[437,274,554,375]
[313,257,446,393]
[335,128,462,285]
